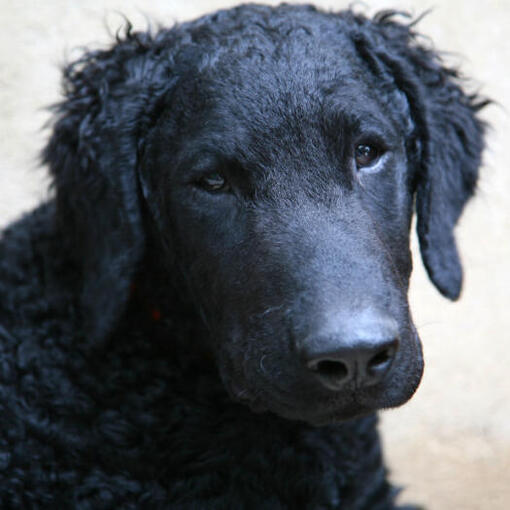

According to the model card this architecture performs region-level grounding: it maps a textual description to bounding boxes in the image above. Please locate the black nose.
[302,314,399,391]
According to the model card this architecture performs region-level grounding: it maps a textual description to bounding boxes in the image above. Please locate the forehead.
[161,17,410,167]
[207,31,380,116]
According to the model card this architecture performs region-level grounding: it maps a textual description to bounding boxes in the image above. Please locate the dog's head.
[45,5,486,424]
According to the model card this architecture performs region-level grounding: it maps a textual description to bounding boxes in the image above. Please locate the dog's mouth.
[224,379,377,424]
[221,364,400,425]
[219,329,423,425]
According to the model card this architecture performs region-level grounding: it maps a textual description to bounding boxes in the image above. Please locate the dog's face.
[46,5,486,425]
[141,49,421,423]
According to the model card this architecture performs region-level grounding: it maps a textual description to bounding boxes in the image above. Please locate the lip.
[224,373,377,423]
[268,394,376,425]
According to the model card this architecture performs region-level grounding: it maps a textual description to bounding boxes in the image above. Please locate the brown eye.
[355,144,381,169]
[197,172,230,193]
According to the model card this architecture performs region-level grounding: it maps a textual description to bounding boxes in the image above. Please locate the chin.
[274,404,375,426]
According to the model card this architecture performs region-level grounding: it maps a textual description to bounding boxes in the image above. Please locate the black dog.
[0,4,486,508]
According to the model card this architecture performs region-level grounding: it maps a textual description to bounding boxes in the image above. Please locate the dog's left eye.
[354,144,382,169]
[196,172,230,193]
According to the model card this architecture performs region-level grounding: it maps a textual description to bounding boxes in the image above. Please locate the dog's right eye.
[195,172,231,193]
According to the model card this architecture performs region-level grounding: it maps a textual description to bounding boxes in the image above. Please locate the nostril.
[307,358,352,390]
[368,348,391,369]
[365,340,398,383]
[314,359,349,381]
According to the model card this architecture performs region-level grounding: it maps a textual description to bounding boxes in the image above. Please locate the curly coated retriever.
[0,4,487,509]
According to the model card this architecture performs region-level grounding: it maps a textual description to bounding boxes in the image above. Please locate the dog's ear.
[43,27,176,340]
[352,12,488,299]
[413,78,486,300]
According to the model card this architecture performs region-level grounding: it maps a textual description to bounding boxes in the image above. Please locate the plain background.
[0,1,508,508]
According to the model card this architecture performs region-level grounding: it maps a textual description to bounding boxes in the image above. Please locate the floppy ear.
[43,27,176,341]
[351,12,488,299]
[413,75,486,300]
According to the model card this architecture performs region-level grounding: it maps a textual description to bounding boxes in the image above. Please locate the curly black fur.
[0,4,486,509]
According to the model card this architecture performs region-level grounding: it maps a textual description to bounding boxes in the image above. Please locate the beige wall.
[1,1,508,508]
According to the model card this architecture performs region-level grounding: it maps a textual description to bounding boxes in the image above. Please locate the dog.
[0,4,487,508]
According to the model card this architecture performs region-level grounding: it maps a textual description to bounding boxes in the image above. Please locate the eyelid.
[355,132,388,151]
[357,150,390,174]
